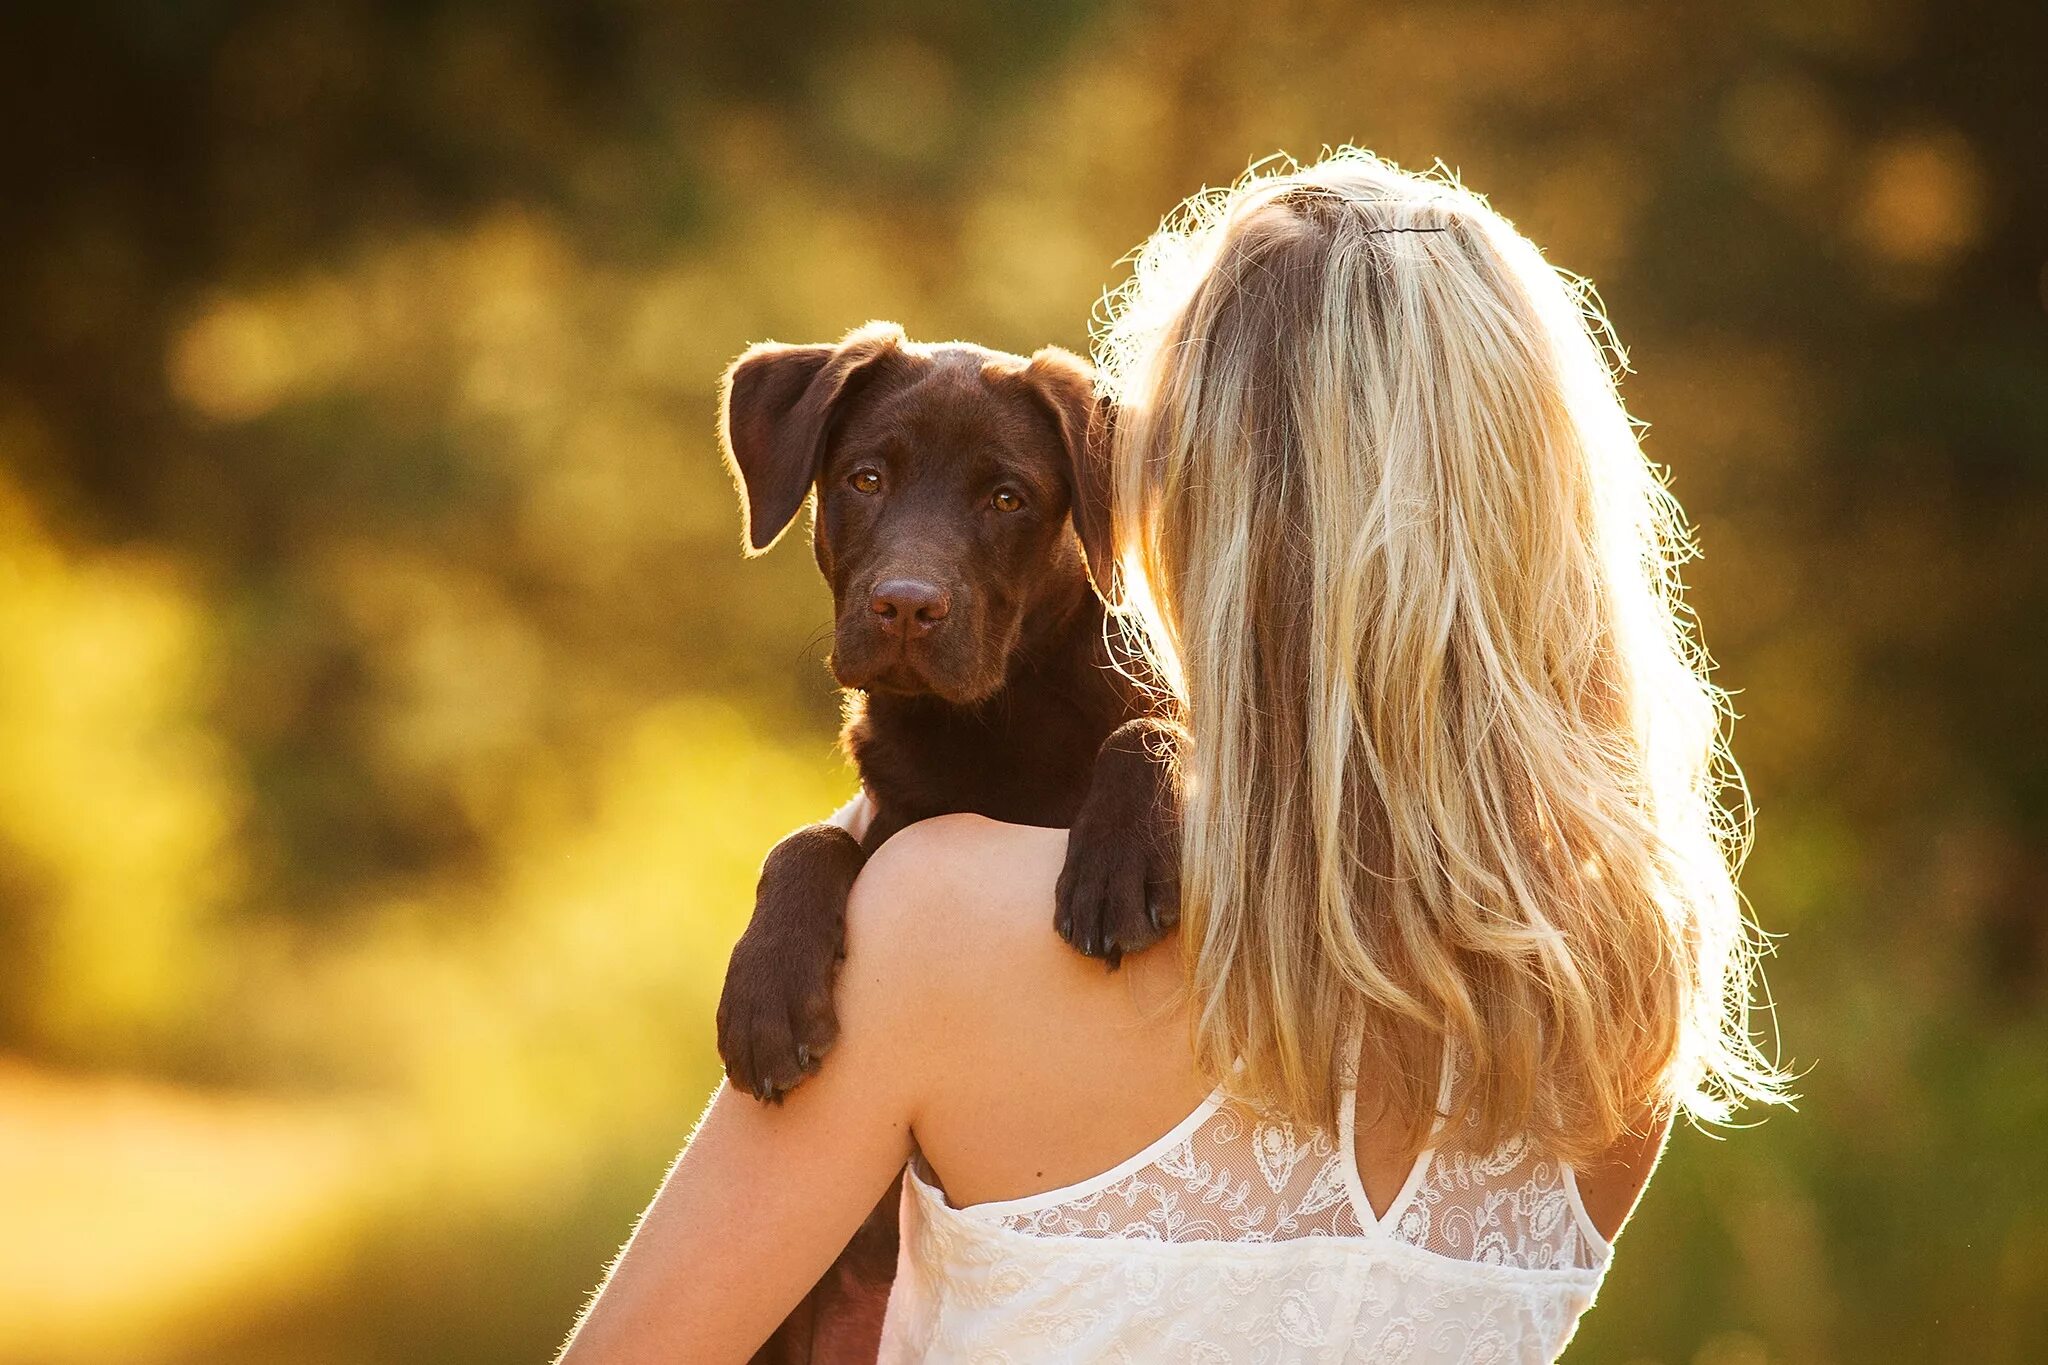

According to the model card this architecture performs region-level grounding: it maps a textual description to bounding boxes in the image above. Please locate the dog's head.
[718,322,1114,705]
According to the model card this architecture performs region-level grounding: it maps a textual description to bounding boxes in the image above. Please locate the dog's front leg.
[717,822,869,1101]
[1056,716,1186,968]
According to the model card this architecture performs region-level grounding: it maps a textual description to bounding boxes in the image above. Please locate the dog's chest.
[846,694,1119,828]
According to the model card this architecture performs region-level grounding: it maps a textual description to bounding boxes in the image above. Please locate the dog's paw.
[717,822,866,1102]
[1056,830,1177,969]
[717,924,842,1102]
[1056,718,1184,969]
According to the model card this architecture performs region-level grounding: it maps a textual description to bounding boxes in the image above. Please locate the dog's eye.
[848,468,883,495]
[991,488,1023,513]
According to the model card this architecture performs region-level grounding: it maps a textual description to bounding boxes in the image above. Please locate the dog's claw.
[1146,882,1178,934]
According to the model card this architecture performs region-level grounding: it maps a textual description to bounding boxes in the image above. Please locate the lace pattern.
[1396,1130,1601,1271]
[990,1099,1369,1243]
[981,1088,1604,1272]
[877,1066,1614,1363]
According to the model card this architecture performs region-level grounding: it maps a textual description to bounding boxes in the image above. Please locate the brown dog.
[715,322,1182,1362]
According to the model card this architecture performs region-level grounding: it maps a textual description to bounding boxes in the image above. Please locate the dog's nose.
[869,579,951,638]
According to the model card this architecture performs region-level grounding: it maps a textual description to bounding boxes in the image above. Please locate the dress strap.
[1335,1025,1456,1233]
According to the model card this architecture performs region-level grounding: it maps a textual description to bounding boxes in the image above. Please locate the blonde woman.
[561,150,1786,1363]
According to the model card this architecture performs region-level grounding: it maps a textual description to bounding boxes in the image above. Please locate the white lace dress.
[876,1065,1613,1363]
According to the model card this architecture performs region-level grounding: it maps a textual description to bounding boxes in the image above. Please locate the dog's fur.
[714,323,1182,1363]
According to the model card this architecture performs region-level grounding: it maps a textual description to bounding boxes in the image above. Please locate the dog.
[713,321,1183,1363]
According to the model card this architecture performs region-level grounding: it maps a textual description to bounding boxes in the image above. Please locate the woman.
[560,150,1786,1363]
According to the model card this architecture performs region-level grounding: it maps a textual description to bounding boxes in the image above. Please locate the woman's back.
[558,150,1768,1365]
[866,816,1658,1364]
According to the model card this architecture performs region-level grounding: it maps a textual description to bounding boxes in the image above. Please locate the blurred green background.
[0,1,2043,1361]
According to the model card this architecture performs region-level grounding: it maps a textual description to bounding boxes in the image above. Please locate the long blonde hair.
[1096,150,1787,1161]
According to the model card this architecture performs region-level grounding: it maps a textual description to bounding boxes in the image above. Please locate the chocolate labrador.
[713,322,1182,1362]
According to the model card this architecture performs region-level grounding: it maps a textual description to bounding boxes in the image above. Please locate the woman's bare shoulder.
[843,814,1200,1205]
[843,815,1115,1012]
[848,814,1062,958]
[858,812,1068,901]
[1575,1111,1674,1244]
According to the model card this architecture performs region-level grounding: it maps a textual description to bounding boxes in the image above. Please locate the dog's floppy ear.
[718,321,905,554]
[1023,346,1118,596]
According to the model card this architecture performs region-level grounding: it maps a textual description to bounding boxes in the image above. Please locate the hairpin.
[1363,227,1451,235]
